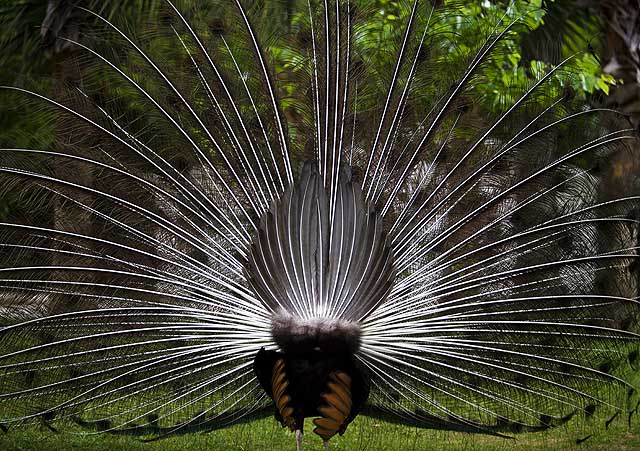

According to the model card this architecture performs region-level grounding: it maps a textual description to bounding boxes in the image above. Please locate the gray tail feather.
[246,161,394,327]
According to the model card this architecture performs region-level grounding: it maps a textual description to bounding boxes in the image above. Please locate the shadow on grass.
[1,415,640,451]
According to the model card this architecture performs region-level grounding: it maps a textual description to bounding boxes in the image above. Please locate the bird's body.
[0,0,639,449]
[254,347,369,439]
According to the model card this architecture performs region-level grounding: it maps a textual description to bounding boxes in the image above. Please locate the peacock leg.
[295,429,303,451]
[323,440,330,451]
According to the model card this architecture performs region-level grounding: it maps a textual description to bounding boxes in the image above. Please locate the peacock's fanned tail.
[0,0,639,446]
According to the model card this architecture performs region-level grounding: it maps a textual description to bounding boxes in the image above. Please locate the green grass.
[1,415,639,451]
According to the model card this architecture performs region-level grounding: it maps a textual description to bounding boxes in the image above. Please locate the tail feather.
[0,0,638,442]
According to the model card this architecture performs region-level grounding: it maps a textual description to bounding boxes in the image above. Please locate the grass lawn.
[1,415,639,451]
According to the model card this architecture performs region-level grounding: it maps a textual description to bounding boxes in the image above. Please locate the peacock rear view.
[0,1,639,450]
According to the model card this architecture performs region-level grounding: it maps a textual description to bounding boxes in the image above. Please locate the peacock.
[0,1,639,450]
